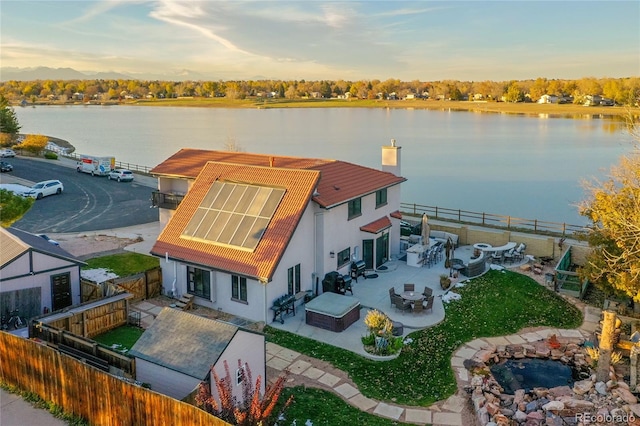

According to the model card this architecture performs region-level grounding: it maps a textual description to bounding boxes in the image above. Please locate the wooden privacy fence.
[30,323,135,376]
[0,332,230,426]
[38,293,132,339]
[82,267,162,303]
[401,203,586,236]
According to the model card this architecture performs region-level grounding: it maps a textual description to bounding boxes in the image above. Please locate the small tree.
[578,118,640,300]
[17,134,49,156]
[0,95,21,136]
[0,189,34,227]
[195,359,293,426]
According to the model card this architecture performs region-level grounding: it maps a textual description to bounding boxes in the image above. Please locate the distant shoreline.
[16,98,639,119]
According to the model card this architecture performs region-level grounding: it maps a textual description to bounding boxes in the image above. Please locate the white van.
[76,155,115,176]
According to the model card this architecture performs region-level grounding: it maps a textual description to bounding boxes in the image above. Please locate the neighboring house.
[129,307,265,401]
[584,95,603,106]
[537,94,559,104]
[0,227,84,319]
[149,143,406,323]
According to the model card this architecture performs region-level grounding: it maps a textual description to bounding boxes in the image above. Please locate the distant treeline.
[0,76,638,106]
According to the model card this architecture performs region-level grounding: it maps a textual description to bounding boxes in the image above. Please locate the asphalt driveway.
[0,156,158,233]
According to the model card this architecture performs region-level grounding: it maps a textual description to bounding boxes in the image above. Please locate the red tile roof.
[390,210,402,220]
[151,149,406,208]
[360,216,392,234]
[151,162,320,282]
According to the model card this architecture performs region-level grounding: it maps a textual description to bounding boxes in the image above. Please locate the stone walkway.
[264,303,602,426]
[131,293,602,426]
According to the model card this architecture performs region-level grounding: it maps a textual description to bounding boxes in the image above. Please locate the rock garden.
[464,333,640,426]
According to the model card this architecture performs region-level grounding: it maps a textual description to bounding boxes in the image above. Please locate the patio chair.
[490,251,503,264]
[392,295,411,313]
[503,248,515,264]
[424,296,435,313]
[422,286,433,299]
[412,299,426,314]
[404,283,415,292]
[514,243,526,261]
[389,287,398,307]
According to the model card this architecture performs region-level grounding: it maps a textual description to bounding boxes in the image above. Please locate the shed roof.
[129,308,242,380]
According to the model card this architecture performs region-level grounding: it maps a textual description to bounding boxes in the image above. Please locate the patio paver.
[441,394,466,413]
[404,408,432,424]
[317,372,341,387]
[334,383,359,399]
[287,359,311,375]
[558,328,584,338]
[266,356,291,371]
[349,393,377,412]
[454,346,477,359]
[373,402,404,420]
[465,339,490,350]
[432,412,463,425]
[504,334,526,344]
[301,366,325,380]
[450,356,465,368]
[275,348,301,362]
[484,336,510,346]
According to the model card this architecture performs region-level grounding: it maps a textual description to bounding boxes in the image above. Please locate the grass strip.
[272,387,406,425]
[83,252,159,277]
[265,270,583,406]
[92,325,145,351]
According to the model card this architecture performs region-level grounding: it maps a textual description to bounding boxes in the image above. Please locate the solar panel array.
[182,181,285,250]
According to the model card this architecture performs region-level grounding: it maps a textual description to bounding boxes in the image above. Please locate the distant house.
[129,308,265,401]
[0,228,85,319]
[538,94,558,104]
[149,143,406,324]
[584,95,603,106]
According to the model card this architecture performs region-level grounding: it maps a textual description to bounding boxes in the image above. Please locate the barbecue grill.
[350,260,367,282]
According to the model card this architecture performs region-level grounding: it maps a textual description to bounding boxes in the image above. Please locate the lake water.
[14,105,632,225]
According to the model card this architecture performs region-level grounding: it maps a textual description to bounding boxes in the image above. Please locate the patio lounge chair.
[404,283,415,292]
[392,295,411,313]
[424,296,434,313]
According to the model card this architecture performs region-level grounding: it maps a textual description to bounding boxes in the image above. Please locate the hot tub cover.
[305,292,360,318]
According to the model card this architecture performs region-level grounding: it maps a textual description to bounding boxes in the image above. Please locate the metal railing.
[400,202,587,237]
[151,191,185,210]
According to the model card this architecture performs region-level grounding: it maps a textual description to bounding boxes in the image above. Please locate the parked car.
[36,234,59,245]
[0,161,13,172]
[108,169,134,182]
[23,180,64,199]
[0,148,16,158]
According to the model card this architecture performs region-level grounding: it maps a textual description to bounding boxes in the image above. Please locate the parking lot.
[0,156,159,233]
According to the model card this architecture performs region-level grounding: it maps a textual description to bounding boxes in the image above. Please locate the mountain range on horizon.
[0,66,215,82]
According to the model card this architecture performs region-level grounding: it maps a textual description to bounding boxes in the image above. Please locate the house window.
[236,364,247,385]
[375,188,387,208]
[232,275,247,302]
[288,264,301,295]
[348,198,362,220]
[187,266,210,299]
[337,248,350,269]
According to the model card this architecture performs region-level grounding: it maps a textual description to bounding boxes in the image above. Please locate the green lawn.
[83,252,159,277]
[265,270,583,407]
[92,325,144,352]
[271,387,405,425]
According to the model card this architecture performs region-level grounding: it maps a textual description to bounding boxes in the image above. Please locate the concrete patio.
[268,243,532,358]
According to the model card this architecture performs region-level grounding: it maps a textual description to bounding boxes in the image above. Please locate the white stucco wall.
[212,330,266,401]
[135,358,201,401]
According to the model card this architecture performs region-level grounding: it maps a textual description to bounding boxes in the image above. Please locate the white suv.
[108,169,134,182]
[24,180,64,199]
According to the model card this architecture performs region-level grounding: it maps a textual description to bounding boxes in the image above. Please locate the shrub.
[44,151,58,160]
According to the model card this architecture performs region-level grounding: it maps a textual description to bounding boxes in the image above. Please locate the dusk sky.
[1,0,638,82]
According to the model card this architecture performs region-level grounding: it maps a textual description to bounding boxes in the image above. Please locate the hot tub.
[305,292,360,332]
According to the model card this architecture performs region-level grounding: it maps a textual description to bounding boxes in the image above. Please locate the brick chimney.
[381,138,401,176]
